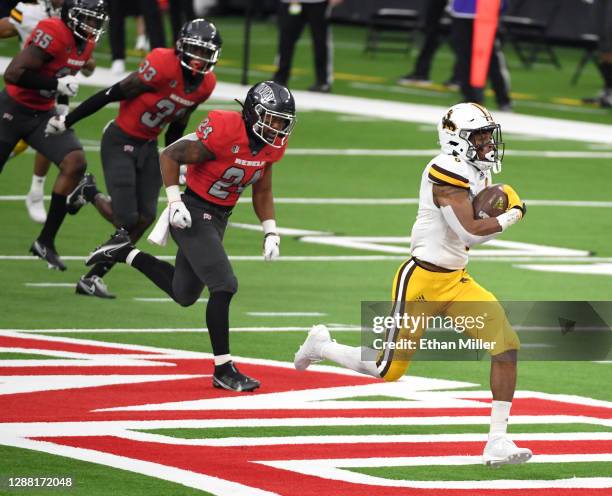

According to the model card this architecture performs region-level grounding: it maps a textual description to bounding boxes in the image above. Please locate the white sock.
[125,248,140,266]
[321,341,380,378]
[214,354,231,366]
[29,174,45,196]
[489,400,512,440]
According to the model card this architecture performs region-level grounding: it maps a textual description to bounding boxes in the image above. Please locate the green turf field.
[0,14,611,496]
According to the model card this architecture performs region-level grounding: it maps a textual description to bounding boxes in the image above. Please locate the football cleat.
[25,192,47,223]
[294,324,332,370]
[213,362,260,392]
[30,240,66,271]
[66,173,97,215]
[85,228,132,266]
[397,73,431,86]
[482,437,533,467]
[75,275,115,299]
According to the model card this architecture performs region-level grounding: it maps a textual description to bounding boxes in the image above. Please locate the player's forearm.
[65,83,125,128]
[252,188,275,223]
[160,152,181,189]
[165,120,187,148]
[6,67,56,89]
[441,205,500,246]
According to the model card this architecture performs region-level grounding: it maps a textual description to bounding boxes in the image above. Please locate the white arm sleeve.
[440,205,500,247]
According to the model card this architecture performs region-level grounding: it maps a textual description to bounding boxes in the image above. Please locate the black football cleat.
[30,240,66,271]
[213,361,260,392]
[66,173,97,215]
[85,228,132,266]
[75,275,116,299]
[307,83,331,93]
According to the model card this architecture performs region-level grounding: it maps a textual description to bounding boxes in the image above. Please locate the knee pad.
[210,274,238,295]
[174,294,200,307]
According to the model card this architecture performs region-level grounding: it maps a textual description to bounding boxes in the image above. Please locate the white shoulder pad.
[427,154,470,190]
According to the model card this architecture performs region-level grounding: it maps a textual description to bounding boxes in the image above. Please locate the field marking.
[3,415,612,435]
[284,148,612,159]
[2,55,611,145]
[261,454,612,468]
[2,437,276,496]
[121,430,612,447]
[516,263,612,276]
[259,459,612,490]
[2,196,612,207]
[246,312,327,317]
[25,282,74,287]
[11,147,612,159]
[298,237,591,257]
[229,222,332,236]
[5,256,612,263]
[5,327,360,333]
[133,297,208,303]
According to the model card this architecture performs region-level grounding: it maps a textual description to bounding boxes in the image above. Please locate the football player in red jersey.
[85,81,297,391]
[0,0,107,271]
[45,19,220,298]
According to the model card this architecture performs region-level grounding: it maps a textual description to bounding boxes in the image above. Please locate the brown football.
[473,184,508,219]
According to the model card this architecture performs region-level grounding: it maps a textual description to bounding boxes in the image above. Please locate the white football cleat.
[294,324,332,370]
[483,437,532,467]
[25,192,47,223]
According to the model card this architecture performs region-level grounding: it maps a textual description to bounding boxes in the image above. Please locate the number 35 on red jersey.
[186,110,288,207]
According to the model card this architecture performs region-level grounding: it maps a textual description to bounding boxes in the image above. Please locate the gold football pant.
[376,258,520,381]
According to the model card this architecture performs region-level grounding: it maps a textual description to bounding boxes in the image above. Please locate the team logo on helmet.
[255,84,276,105]
[442,110,457,132]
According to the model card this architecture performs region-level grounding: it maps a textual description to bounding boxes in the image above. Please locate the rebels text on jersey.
[187,110,287,207]
[5,17,95,110]
[115,48,216,141]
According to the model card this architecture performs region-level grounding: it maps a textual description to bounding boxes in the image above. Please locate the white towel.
[147,206,170,246]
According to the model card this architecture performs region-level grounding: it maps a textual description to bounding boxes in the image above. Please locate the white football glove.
[56,75,79,97]
[178,164,188,186]
[169,201,192,229]
[263,233,280,261]
[45,114,66,135]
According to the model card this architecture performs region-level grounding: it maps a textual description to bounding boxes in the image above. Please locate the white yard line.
[24,282,74,287]
[17,147,612,158]
[5,256,612,262]
[120,430,612,447]
[5,327,361,333]
[2,196,612,207]
[259,460,612,490]
[1,55,611,144]
[246,312,327,317]
[3,415,611,435]
[283,148,612,159]
[133,297,208,303]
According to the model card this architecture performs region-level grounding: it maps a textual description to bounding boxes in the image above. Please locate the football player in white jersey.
[0,0,93,223]
[295,102,531,467]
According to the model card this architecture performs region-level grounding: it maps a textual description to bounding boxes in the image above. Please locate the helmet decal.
[437,102,504,173]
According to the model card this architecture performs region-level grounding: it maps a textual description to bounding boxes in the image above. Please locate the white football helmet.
[437,102,504,173]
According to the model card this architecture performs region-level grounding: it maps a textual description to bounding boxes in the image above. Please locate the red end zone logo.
[1,331,611,495]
